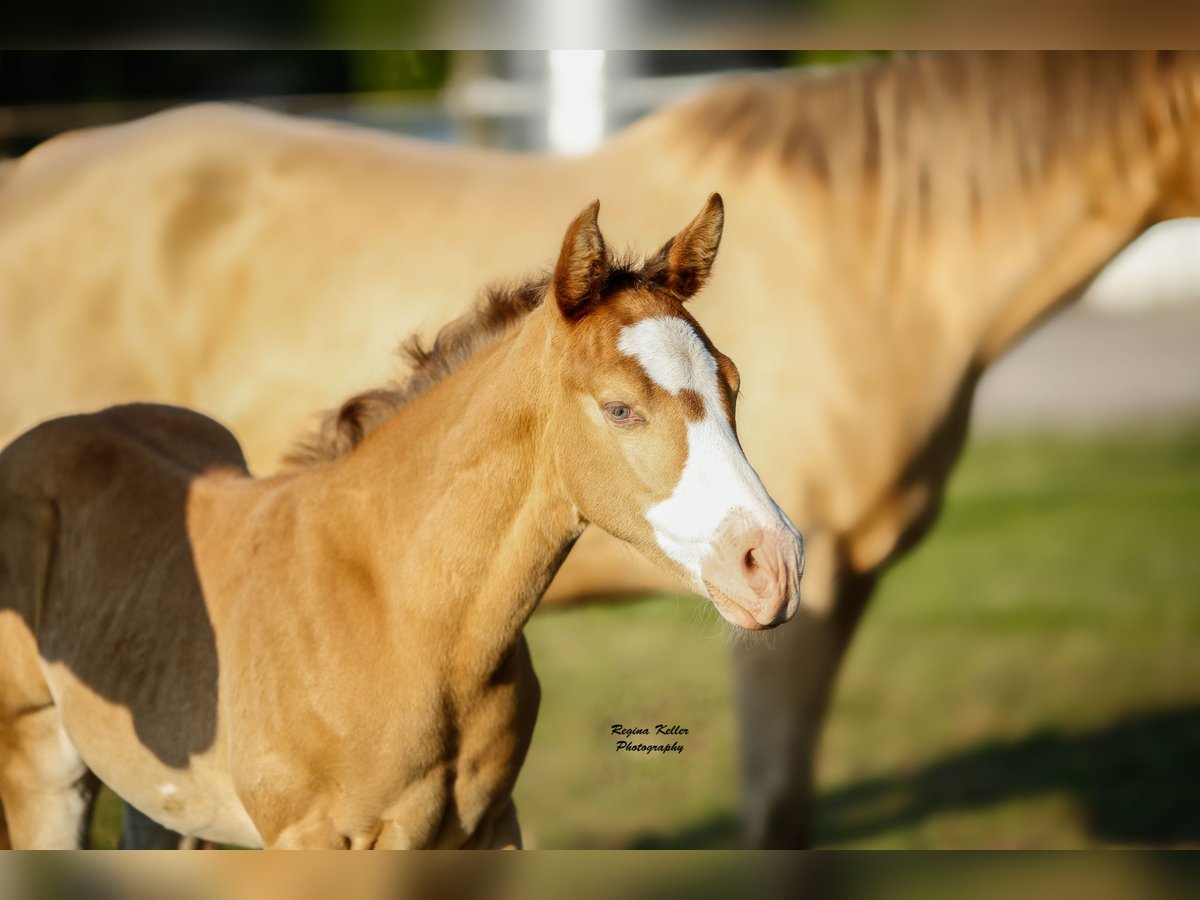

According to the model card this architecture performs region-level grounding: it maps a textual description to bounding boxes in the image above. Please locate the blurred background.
[3,51,1199,850]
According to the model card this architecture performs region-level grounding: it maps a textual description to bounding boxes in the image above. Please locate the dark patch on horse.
[0,404,229,769]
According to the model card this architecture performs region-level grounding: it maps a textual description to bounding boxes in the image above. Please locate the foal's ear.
[651,193,724,299]
[553,199,610,320]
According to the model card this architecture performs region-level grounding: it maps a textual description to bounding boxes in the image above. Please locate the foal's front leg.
[459,797,522,849]
[483,798,523,849]
[239,783,353,849]
[267,819,357,849]
[254,773,451,849]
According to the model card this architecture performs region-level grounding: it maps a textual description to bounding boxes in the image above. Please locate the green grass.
[87,425,1200,848]
[512,424,1200,848]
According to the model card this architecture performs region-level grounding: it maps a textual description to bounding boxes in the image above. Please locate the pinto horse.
[1,52,1197,846]
[0,197,803,849]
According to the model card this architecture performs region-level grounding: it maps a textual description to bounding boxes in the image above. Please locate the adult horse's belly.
[44,662,263,847]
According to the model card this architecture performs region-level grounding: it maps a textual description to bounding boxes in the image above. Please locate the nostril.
[743,548,758,572]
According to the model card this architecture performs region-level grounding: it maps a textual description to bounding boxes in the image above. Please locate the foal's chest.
[226,639,540,848]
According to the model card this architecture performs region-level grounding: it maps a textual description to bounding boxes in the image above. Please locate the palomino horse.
[0,197,804,849]
[1,52,1197,846]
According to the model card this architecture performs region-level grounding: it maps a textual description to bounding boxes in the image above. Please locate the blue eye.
[603,402,642,427]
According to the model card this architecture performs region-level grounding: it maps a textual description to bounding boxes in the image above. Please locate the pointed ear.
[652,193,724,299]
[553,199,610,320]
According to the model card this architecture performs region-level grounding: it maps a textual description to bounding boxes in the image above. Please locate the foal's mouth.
[703,579,769,631]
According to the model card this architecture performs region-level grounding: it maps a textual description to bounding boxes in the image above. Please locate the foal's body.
[0,385,546,847]
[2,52,1198,845]
[0,199,801,848]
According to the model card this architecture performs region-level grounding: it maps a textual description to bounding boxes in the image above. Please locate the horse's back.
[0,102,530,471]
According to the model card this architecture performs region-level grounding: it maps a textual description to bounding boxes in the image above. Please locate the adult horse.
[1,52,1196,846]
[0,197,802,848]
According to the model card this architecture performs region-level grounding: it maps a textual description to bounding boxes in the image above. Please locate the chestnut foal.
[0,196,802,849]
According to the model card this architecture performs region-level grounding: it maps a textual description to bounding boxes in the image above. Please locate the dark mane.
[283,256,658,469]
[673,51,1197,221]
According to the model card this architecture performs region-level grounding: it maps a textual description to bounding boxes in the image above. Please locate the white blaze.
[617,316,791,585]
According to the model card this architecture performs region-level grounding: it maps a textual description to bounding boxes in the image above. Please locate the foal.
[0,195,803,849]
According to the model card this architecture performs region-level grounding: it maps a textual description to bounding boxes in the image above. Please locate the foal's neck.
[321,311,580,679]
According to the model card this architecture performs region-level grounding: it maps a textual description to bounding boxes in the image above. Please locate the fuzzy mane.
[283,257,660,469]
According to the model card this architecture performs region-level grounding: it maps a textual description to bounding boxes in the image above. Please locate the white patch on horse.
[617,316,783,583]
[158,784,178,796]
[618,316,724,411]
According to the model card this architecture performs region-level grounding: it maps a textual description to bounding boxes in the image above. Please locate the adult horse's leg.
[120,803,189,849]
[731,529,876,848]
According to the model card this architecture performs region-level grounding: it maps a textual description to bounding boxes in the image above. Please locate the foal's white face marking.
[617,315,795,588]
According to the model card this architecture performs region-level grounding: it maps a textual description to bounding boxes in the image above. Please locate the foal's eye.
[603,402,642,427]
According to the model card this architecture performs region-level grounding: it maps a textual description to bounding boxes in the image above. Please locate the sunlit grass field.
[89,424,1200,848]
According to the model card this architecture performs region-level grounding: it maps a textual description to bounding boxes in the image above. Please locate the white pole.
[546,50,607,155]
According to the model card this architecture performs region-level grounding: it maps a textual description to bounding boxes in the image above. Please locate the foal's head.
[542,196,803,629]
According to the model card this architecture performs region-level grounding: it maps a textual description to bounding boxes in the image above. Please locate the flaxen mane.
[674,51,1198,222]
[284,256,660,469]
